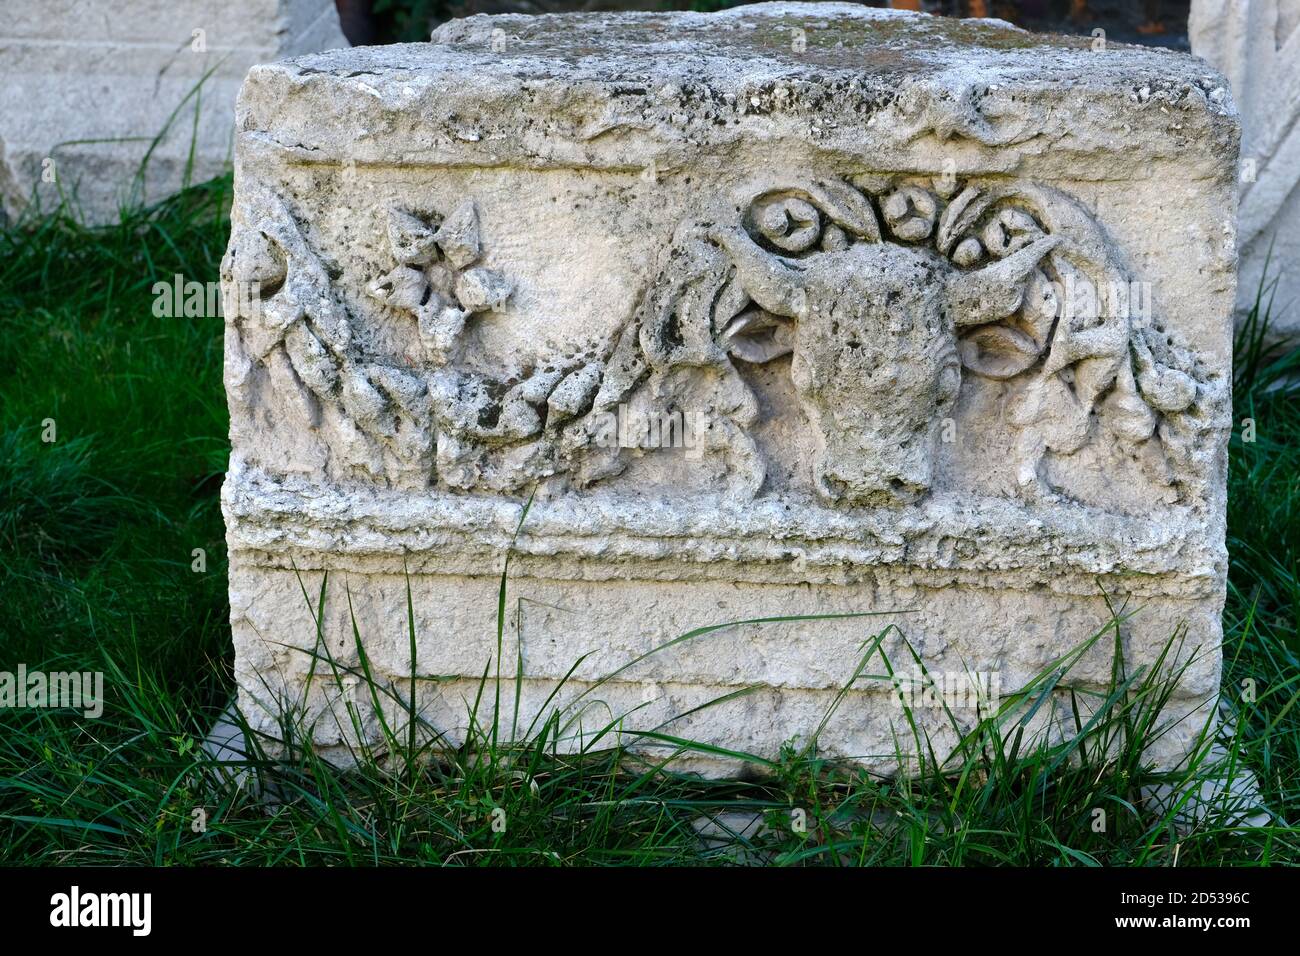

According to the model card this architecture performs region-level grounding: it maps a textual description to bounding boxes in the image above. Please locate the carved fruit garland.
[364,202,607,489]
[226,174,1213,505]
[224,187,439,479]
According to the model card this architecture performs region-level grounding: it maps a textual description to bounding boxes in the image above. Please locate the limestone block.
[221,4,1238,774]
[0,0,347,223]
[1190,0,1300,336]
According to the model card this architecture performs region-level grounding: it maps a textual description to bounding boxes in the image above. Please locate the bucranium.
[711,209,1058,505]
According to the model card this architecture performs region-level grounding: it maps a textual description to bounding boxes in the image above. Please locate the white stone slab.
[0,0,347,223]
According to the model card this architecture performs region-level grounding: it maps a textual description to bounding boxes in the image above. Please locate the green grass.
[1,175,1298,866]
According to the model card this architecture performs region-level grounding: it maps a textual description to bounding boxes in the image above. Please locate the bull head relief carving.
[706,190,1059,505]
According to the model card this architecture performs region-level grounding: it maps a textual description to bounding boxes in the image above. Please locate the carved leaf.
[387,209,439,266]
[283,322,338,396]
[341,369,395,439]
[367,266,428,312]
[547,362,604,424]
[936,185,994,255]
[958,324,1040,379]
[454,267,512,312]
[807,179,881,241]
[434,200,481,269]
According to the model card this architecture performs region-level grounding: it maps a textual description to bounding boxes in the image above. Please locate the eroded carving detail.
[223,173,1213,510]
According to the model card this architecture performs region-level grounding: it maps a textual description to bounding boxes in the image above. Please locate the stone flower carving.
[366,201,512,365]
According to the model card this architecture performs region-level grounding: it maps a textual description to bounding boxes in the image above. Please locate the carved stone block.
[222,4,1239,772]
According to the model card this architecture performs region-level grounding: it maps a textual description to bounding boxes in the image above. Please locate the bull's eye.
[937,364,961,404]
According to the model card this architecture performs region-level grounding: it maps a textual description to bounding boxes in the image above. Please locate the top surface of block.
[290,3,1215,88]
[239,4,1236,176]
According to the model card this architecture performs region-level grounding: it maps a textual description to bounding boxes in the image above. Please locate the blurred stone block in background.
[1191,0,1300,338]
[0,0,347,223]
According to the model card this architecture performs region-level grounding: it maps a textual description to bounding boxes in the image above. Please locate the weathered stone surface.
[1191,0,1300,337]
[0,0,347,223]
[221,4,1238,774]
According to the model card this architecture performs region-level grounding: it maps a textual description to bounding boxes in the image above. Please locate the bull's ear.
[958,324,1040,379]
[947,235,1060,328]
[720,308,795,364]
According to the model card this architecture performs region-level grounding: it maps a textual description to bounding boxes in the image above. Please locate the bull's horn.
[708,223,808,320]
[947,234,1061,328]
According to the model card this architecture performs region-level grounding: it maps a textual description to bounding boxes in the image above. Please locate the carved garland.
[223,173,1211,505]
